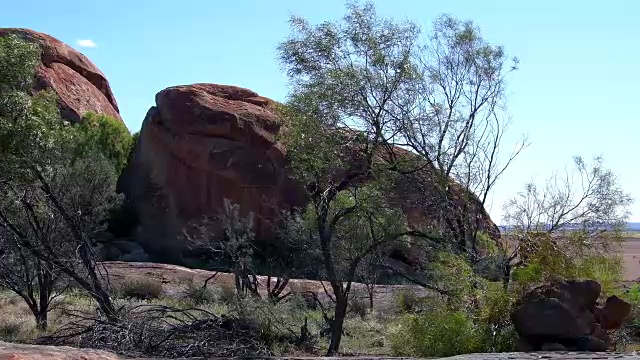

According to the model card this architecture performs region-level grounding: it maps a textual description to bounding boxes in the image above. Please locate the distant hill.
[627,222,640,231]
[499,222,640,233]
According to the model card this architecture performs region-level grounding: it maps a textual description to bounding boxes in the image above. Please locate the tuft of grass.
[0,321,23,341]
[114,276,163,300]
[217,283,237,304]
[181,280,217,305]
[394,289,421,313]
[349,297,368,319]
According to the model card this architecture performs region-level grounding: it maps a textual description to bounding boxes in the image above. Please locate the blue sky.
[2,0,639,223]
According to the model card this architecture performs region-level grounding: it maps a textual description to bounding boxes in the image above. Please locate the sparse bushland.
[0,2,636,359]
[0,34,122,328]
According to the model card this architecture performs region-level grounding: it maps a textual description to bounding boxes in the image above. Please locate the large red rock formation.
[0,28,121,123]
[119,83,499,262]
[118,84,306,260]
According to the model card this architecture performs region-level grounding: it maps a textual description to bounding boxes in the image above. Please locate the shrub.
[390,309,481,357]
[115,277,163,300]
[475,282,517,352]
[77,112,133,173]
[615,284,640,350]
[218,283,238,304]
[182,281,216,305]
[575,254,623,296]
[349,297,368,318]
[0,321,23,341]
[394,289,420,313]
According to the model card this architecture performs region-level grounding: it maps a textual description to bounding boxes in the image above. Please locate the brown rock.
[540,342,567,351]
[596,295,631,330]
[511,280,601,344]
[0,341,121,359]
[510,280,627,353]
[515,337,535,352]
[118,83,500,262]
[118,84,305,260]
[0,28,121,123]
[584,336,610,352]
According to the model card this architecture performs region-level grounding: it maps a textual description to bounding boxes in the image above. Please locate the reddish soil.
[622,236,640,282]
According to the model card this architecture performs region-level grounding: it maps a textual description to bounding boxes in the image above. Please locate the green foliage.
[0,34,40,93]
[510,232,624,294]
[475,283,517,352]
[430,252,478,305]
[276,103,348,184]
[575,253,623,295]
[0,35,70,181]
[77,112,133,173]
[0,322,22,342]
[477,231,497,254]
[394,289,421,313]
[390,309,482,357]
[617,284,640,348]
[348,296,368,318]
[115,277,163,300]
[181,280,217,305]
[218,283,238,304]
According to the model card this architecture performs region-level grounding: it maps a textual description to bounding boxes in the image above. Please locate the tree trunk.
[94,286,118,322]
[327,295,348,355]
[501,261,511,290]
[35,310,47,331]
[367,285,374,310]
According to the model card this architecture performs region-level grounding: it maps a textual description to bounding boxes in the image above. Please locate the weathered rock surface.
[118,83,499,263]
[118,84,306,260]
[0,28,121,123]
[0,341,121,359]
[511,280,631,352]
[439,352,640,359]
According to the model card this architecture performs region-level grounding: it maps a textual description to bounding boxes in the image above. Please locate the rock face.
[118,84,306,260]
[0,28,121,123]
[511,280,631,352]
[119,83,499,262]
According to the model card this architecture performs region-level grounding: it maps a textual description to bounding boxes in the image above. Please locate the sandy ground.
[623,236,640,281]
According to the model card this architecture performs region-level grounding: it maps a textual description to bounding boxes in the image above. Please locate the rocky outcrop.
[0,28,121,123]
[511,280,631,352]
[118,84,306,261]
[118,83,499,263]
[0,341,121,359]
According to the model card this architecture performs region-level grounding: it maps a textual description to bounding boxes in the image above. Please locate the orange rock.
[119,83,500,263]
[0,28,121,123]
[0,341,120,359]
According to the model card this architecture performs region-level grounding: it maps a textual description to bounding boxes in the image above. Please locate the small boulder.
[596,295,632,330]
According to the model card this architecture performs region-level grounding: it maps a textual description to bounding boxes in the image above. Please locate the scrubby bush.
[390,308,482,357]
[475,283,517,352]
[115,277,163,300]
[182,281,217,305]
[218,283,238,304]
[349,297,368,319]
[615,284,640,350]
[394,289,421,313]
[0,321,23,341]
[77,112,133,173]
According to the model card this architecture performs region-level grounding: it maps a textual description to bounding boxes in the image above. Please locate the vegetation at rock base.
[0,1,638,358]
[76,112,134,174]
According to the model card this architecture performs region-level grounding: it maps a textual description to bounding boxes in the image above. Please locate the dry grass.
[112,276,164,300]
